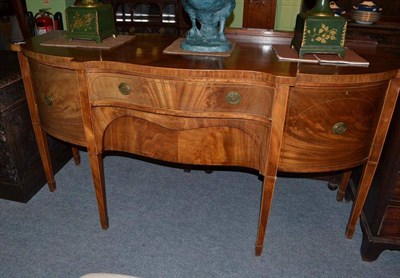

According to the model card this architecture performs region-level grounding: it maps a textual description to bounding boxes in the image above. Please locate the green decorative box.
[65,1,115,43]
[291,0,347,57]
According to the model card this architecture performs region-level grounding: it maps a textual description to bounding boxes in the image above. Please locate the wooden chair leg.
[336,170,352,202]
[71,146,81,165]
[255,175,277,256]
[87,152,109,230]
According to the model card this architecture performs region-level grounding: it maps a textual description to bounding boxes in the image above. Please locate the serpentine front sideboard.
[14,29,400,256]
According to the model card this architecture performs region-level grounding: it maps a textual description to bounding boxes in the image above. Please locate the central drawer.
[87,73,274,118]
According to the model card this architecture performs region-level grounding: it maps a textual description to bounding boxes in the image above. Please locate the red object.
[35,10,54,35]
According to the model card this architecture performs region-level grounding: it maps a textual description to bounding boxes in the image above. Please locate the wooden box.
[291,11,347,57]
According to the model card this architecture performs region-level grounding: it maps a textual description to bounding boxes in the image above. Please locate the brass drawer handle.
[44,95,53,106]
[118,82,132,95]
[332,122,347,135]
[226,91,241,105]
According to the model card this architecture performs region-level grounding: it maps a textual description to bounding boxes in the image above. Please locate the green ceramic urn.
[291,0,347,57]
[65,0,115,43]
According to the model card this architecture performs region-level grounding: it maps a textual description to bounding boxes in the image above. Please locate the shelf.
[108,0,188,34]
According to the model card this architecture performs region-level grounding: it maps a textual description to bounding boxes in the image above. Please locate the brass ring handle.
[332,122,347,135]
[118,82,132,95]
[226,91,241,105]
[44,95,53,106]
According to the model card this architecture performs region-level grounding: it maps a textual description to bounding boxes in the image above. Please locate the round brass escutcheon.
[118,82,132,95]
[332,122,347,135]
[44,95,53,106]
[226,91,241,105]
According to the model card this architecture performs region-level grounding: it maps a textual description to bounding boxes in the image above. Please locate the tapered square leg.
[255,176,277,256]
[88,152,108,229]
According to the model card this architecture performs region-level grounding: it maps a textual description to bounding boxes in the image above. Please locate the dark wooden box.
[0,51,72,202]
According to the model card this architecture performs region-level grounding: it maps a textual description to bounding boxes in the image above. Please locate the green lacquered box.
[65,3,115,43]
[291,12,348,57]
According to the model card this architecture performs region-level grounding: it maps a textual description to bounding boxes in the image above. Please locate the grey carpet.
[1,152,399,278]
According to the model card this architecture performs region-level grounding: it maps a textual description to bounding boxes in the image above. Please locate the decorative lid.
[353,1,382,12]
[330,1,346,16]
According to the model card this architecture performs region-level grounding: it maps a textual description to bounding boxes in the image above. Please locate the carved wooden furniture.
[243,0,277,29]
[14,29,400,256]
[0,50,72,202]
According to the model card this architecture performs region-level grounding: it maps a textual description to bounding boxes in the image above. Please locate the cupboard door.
[279,82,388,173]
[243,0,277,29]
[28,61,86,146]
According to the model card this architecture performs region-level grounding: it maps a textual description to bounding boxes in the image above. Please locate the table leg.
[17,53,56,192]
[32,124,56,191]
[255,176,276,256]
[346,77,400,238]
[88,152,109,229]
[345,163,375,238]
[72,147,81,165]
[336,170,352,202]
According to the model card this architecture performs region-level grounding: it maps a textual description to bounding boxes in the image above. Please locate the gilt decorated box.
[65,3,115,43]
[291,12,348,57]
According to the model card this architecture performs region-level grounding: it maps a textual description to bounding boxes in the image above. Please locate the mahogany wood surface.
[15,29,400,256]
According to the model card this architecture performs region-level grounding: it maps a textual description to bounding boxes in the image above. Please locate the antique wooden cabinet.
[14,29,400,256]
[0,51,72,202]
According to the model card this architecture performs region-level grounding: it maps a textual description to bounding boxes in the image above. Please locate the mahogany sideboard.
[14,29,400,256]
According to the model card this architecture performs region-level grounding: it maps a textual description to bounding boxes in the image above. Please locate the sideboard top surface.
[18,29,400,83]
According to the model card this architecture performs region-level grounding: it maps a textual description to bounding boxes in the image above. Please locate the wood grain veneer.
[15,29,400,257]
[28,62,86,146]
[279,82,388,172]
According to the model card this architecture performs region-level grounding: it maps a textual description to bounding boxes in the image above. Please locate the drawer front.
[29,61,86,146]
[93,107,270,170]
[88,73,274,118]
[279,83,388,172]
